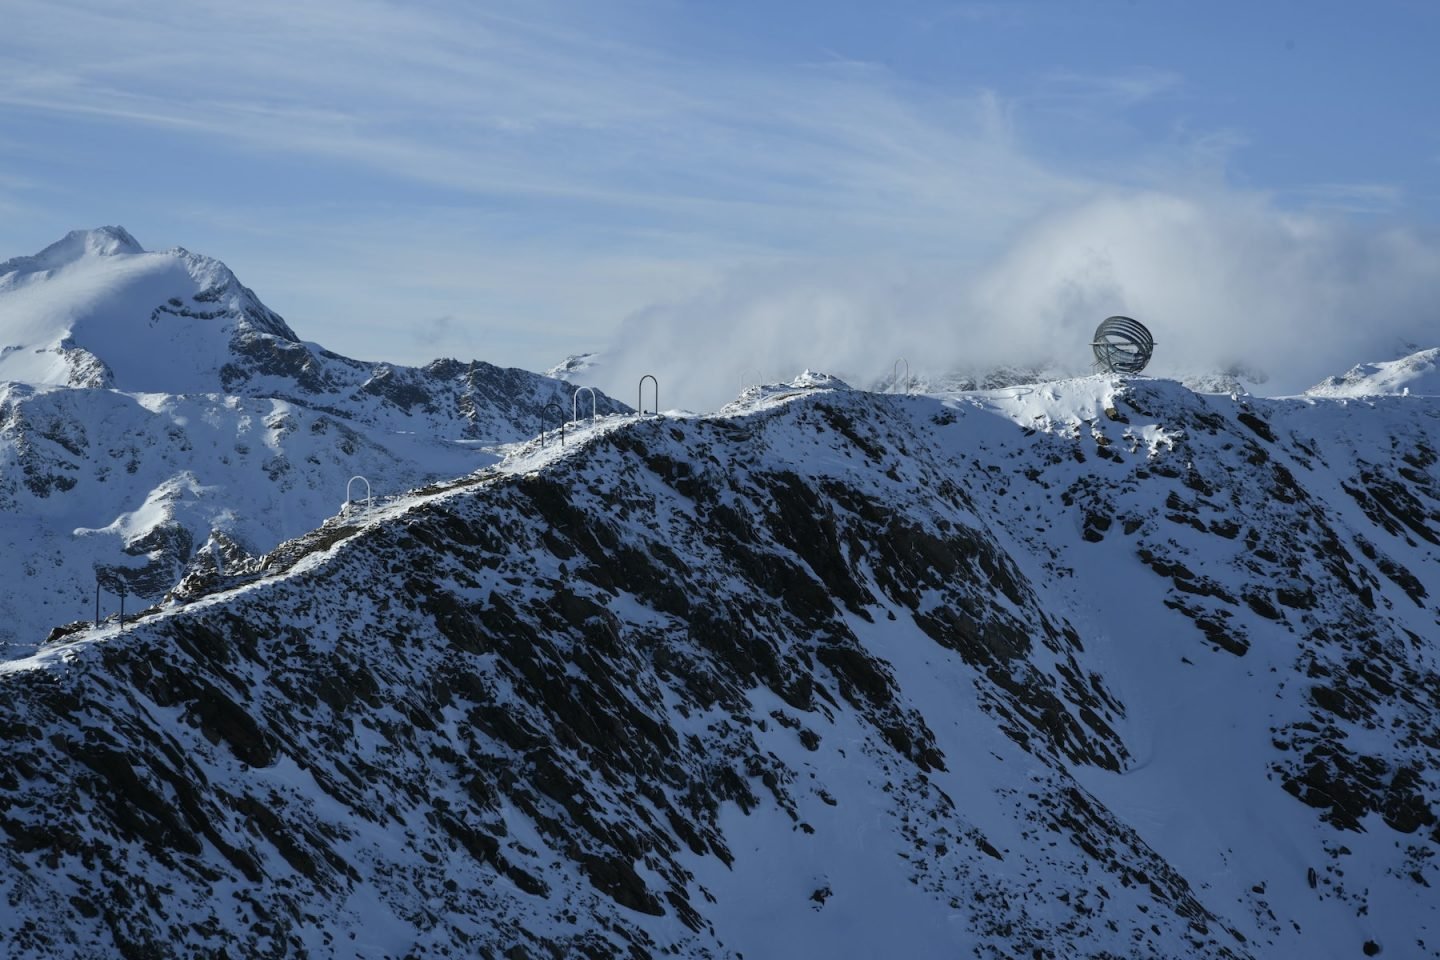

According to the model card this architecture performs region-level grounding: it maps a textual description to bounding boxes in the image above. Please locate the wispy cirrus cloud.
[0,0,1089,251]
[1033,67,1184,107]
[1286,183,1403,215]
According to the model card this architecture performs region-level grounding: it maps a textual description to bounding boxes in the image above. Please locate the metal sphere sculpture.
[1091,315,1154,374]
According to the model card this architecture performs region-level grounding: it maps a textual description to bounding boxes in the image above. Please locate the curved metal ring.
[1091,316,1154,374]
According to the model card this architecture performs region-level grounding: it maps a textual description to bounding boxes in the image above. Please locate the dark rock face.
[1,380,1437,958]
[3,398,84,498]
[219,331,631,442]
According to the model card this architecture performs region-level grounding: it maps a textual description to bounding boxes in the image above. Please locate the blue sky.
[1,0,1438,404]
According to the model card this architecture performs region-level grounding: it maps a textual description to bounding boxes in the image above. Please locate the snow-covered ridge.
[1307,347,1440,397]
[2,370,1437,958]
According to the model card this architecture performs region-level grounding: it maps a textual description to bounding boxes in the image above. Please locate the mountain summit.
[0,226,300,391]
[0,225,144,271]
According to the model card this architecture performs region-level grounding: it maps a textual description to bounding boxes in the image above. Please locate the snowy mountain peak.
[0,227,304,390]
[1306,347,1440,398]
[0,225,143,277]
[545,351,602,381]
[69,224,143,257]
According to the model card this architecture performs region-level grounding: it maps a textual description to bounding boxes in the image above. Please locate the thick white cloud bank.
[597,189,1440,412]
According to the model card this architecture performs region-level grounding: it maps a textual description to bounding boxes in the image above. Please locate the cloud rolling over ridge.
[598,188,1440,411]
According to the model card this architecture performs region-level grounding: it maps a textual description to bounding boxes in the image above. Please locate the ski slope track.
[2,364,1438,959]
[0,228,627,656]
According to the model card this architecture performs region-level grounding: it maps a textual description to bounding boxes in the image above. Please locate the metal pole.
[95,581,100,629]
[119,586,125,633]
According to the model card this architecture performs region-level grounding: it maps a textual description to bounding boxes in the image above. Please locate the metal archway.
[893,357,911,395]
[573,385,598,423]
[345,475,372,514]
[1091,316,1154,374]
[541,400,566,446]
[638,375,658,418]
